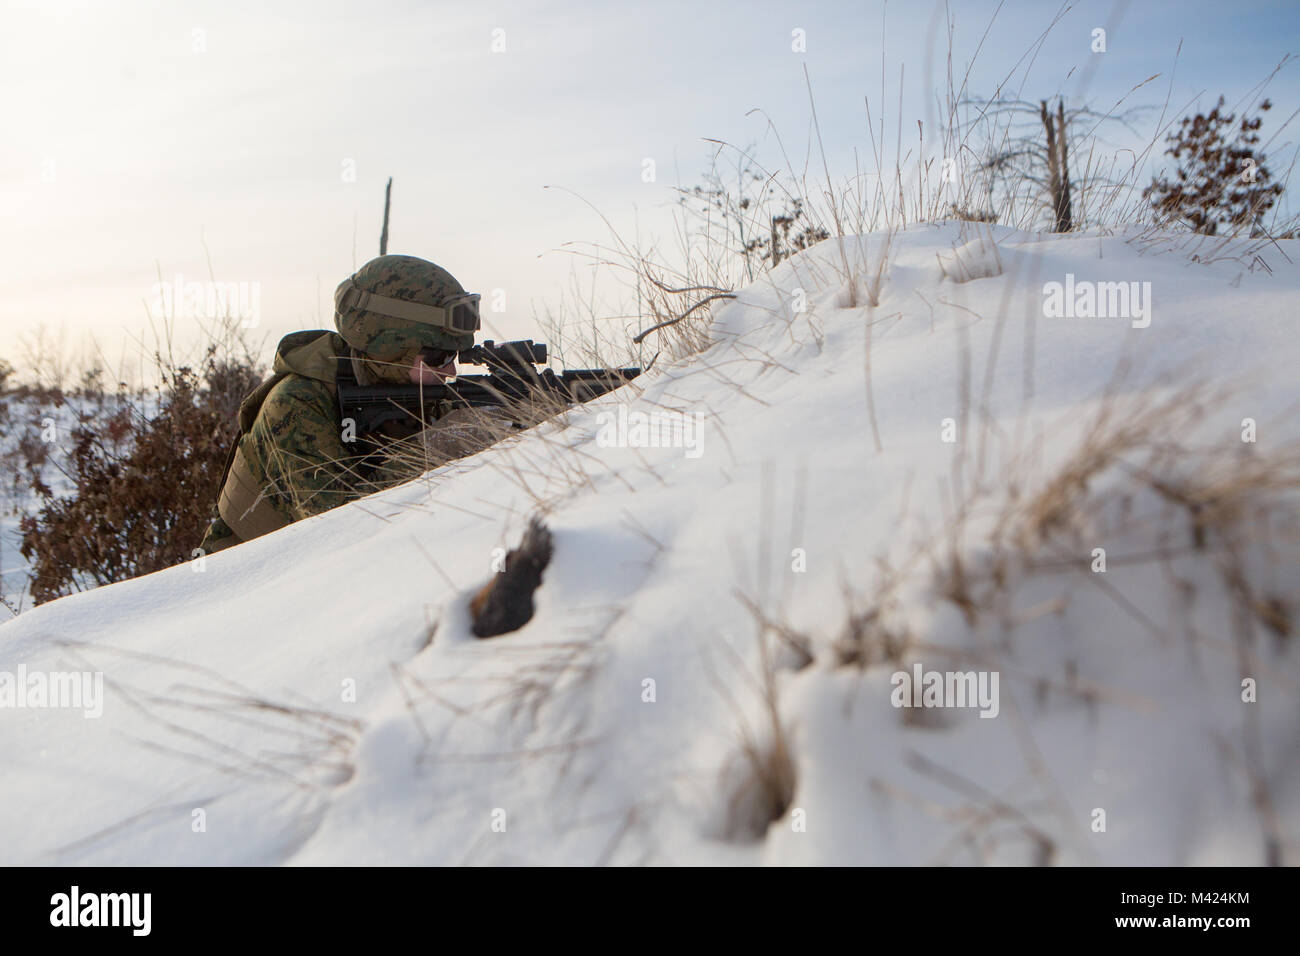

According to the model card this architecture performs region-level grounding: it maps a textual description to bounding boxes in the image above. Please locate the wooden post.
[1056,99,1072,232]
[379,177,392,255]
[1040,100,1072,233]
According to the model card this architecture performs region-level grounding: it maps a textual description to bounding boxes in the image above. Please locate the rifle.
[336,339,641,441]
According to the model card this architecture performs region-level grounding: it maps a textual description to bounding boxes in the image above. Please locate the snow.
[1,223,1296,865]
[937,230,1004,283]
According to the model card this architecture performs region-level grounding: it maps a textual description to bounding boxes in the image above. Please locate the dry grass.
[854,378,1295,863]
[42,640,362,861]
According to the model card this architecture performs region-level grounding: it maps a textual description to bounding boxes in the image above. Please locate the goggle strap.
[336,280,481,332]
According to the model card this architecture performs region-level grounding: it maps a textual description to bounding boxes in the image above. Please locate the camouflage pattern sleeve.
[243,375,371,521]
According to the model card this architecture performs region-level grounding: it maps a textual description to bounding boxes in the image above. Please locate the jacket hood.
[271,330,348,383]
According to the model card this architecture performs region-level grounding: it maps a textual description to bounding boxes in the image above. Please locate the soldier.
[199,254,505,555]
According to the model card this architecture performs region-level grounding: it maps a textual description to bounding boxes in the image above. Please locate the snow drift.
[2,224,1297,865]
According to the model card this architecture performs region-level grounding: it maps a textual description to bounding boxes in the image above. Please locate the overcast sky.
[3,0,1298,381]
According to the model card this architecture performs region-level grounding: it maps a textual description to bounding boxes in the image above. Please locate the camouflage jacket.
[199,331,436,555]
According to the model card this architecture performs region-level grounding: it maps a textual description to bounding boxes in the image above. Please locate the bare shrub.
[1145,96,1287,236]
[18,344,261,604]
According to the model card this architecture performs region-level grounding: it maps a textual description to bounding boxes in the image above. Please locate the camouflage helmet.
[334,255,479,362]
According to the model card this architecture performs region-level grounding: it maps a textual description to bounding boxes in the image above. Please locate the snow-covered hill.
[2,224,1297,865]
